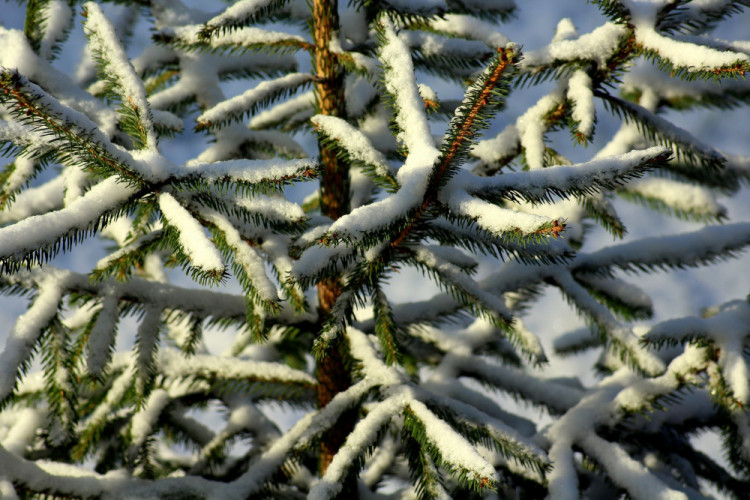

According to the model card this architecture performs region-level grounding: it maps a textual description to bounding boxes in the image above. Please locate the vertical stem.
[311,0,355,487]
[313,0,349,220]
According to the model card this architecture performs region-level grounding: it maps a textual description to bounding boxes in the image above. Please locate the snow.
[310,114,394,180]
[576,274,652,316]
[94,229,162,273]
[39,1,72,61]
[84,362,135,432]
[192,127,306,164]
[422,245,477,271]
[574,222,750,273]
[22,266,246,325]
[0,177,65,225]
[290,242,354,282]
[248,91,314,129]
[164,24,305,48]
[158,192,224,273]
[344,51,379,77]
[516,90,564,169]
[439,186,553,235]
[86,289,120,376]
[624,177,723,219]
[471,124,519,165]
[580,433,688,500]
[544,439,578,499]
[428,14,511,48]
[523,22,628,69]
[0,177,136,264]
[1,1,749,497]
[456,146,669,202]
[615,344,706,412]
[83,2,157,149]
[204,0,279,30]
[623,0,750,72]
[148,49,296,113]
[347,328,402,386]
[196,73,312,127]
[2,157,36,199]
[552,18,578,43]
[230,411,316,495]
[323,184,423,239]
[1,407,45,455]
[309,395,403,499]
[152,109,183,132]
[130,389,170,448]
[645,299,750,406]
[721,334,748,405]
[0,121,52,151]
[417,385,547,467]
[459,356,583,413]
[509,318,547,362]
[360,435,397,488]
[402,31,490,60]
[595,121,645,159]
[330,36,378,76]
[408,399,497,480]
[550,269,666,376]
[0,28,120,138]
[413,246,511,321]
[417,83,438,107]
[357,104,398,153]
[237,195,305,222]
[181,158,315,184]
[200,208,279,302]
[0,477,17,499]
[622,59,750,103]
[0,280,63,400]
[567,70,595,137]
[159,348,316,386]
[378,17,437,159]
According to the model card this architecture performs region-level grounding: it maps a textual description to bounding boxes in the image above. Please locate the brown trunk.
[313,0,348,221]
[311,0,355,491]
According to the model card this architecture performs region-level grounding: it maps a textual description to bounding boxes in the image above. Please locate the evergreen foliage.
[0,0,749,498]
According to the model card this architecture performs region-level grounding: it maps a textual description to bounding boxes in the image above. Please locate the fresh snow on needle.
[0,177,136,261]
[84,2,157,149]
[311,114,393,179]
[567,70,595,137]
[158,192,224,272]
[197,73,312,126]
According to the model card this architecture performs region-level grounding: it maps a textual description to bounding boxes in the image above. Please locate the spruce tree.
[0,0,749,498]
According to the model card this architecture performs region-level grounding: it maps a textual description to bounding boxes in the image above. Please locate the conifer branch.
[458,146,671,205]
[23,0,50,54]
[195,73,313,132]
[387,47,519,250]
[596,89,726,170]
[0,70,146,186]
[198,0,295,41]
[2,1,750,497]
[155,25,313,56]
[371,279,400,366]
[83,2,158,150]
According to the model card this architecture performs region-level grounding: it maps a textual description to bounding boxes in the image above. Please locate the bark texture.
[311,0,355,491]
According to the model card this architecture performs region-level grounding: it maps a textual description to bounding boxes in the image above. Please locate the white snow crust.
[158,192,224,272]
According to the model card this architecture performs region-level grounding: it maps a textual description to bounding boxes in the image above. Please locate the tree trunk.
[311,0,356,493]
